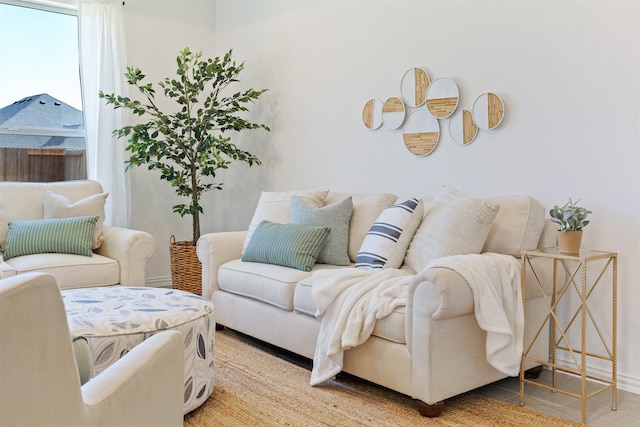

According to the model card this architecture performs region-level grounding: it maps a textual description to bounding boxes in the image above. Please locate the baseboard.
[618,371,640,395]
[554,357,640,395]
[145,275,172,289]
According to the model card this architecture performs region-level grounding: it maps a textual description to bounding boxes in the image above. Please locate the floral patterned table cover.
[63,286,215,414]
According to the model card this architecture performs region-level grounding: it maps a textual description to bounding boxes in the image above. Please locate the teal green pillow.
[290,195,353,265]
[242,220,330,271]
[72,334,92,385]
[3,216,99,259]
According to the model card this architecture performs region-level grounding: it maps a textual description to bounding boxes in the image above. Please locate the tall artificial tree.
[100,48,269,245]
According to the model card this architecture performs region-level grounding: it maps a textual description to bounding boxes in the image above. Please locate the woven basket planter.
[169,235,202,295]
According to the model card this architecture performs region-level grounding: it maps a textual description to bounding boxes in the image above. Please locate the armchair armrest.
[82,330,184,427]
[96,226,155,286]
[197,231,246,300]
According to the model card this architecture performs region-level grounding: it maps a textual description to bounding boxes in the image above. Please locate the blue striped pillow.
[242,220,330,271]
[355,198,423,270]
[3,216,99,259]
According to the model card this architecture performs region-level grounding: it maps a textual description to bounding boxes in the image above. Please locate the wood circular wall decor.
[400,67,430,108]
[426,77,459,119]
[402,109,439,156]
[362,98,383,130]
[382,97,406,129]
[472,92,505,130]
[449,109,478,145]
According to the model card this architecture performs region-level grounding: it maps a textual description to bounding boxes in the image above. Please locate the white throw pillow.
[242,189,329,254]
[403,186,499,273]
[43,189,108,250]
[355,197,423,270]
[482,195,545,255]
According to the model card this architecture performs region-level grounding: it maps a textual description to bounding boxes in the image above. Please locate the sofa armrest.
[405,267,474,353]
[96,226,155,286]
[197,231,246,300]
[81,330,184,426]
[406,254,545,353]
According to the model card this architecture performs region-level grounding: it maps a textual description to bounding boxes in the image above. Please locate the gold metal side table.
[519,247,617,425]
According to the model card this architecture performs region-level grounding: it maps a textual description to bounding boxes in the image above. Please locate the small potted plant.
[549,198,592,253]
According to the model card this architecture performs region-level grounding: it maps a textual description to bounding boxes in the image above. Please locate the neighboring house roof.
[0,93,85,149]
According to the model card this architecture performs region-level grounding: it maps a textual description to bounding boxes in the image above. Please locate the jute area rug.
[184,329,580,427]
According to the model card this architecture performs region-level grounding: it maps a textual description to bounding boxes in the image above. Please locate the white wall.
[121,0,640,393]
[120,0,217,286]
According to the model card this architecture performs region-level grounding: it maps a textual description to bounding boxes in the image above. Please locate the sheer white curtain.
[78,0,130,227]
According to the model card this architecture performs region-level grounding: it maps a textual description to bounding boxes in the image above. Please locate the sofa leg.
[525,365,543,379]
[415,399,445,417]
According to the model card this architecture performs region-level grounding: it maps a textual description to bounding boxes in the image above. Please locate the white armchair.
[0,272,184,427]
[0,180,155,288]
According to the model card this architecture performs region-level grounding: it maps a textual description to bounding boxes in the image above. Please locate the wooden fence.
[0,147,86,182]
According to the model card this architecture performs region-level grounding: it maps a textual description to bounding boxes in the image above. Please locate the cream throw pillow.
[43,189,108,250]
[482,195,545,255]
[403,186,499,273]
[242,189,329,254]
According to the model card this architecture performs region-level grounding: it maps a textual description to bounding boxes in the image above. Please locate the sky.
[0,3,82,110]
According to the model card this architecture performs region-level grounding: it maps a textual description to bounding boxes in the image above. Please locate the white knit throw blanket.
[310,268,412,386]
[310,253,524,385]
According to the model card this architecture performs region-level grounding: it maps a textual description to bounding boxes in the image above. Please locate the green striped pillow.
[242,220,330,271]
[3,216,99,259]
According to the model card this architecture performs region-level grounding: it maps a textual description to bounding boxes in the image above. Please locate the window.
[0,0,85,182]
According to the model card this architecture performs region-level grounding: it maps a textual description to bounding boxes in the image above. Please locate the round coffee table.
[62,286,215,414]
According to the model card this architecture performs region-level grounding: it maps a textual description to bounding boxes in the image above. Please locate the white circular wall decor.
[472,92,505,130]
[402,109,440,156]
[382,97,406,129]
[400,67,430,108]
[362,98,384,130]
[425,77,459,119]
[449,109,478,145]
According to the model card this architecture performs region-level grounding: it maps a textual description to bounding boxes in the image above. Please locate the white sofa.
[197,187,555,416]
[0,180,155,288]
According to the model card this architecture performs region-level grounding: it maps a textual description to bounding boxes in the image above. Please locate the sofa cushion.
[355,197,423,270]
[372,307,406,344]
[5,253,119,289]
[242,221,330,272]
[482,195,546,255]
[0,262,15,279]
[291,195,353,265]
[242,189,329,255]
[324,192,398,262]
[43,189,108,250]
[4,216,99,259]
[219,259,319,310]
[294,276,406,344]
[293,277,319,317]
[404,186,499,273]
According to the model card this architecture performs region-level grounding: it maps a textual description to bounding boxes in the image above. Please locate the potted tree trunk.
[100,47,269,294]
